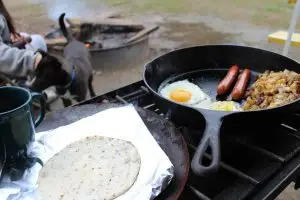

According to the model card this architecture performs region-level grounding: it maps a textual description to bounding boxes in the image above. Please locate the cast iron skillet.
[143,45,300,176]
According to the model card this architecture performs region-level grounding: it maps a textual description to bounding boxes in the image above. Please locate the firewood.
[46,38,67,46]
[124,26,159,44]
[66,11,121,27]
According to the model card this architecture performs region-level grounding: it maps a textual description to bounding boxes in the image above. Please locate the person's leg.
[20,32,48,52]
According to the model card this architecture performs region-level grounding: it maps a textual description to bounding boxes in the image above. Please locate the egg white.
[159,80,211,105]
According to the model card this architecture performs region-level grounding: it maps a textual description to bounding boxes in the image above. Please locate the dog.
[31,13,95,107]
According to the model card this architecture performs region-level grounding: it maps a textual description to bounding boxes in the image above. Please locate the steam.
[30,0,98,21]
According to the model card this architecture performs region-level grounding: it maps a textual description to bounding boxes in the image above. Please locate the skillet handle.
[191,118,222,176]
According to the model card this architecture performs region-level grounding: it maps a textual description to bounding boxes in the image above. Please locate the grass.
[96,0,190,13]
[7,1,45,17]
[97,0,299,29]
[4,0,300,33]
[6,0,52,33]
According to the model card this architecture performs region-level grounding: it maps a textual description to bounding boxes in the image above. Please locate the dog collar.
[70,64,76,87]
[63,64,76,89]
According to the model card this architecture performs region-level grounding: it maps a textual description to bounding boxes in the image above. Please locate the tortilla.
[37,136,141,200]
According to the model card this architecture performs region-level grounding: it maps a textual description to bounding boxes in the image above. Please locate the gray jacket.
[0,14,35,78]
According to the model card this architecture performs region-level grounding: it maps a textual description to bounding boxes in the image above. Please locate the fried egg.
[194,98,214,109]
[160,80,211,105]
[210,101,242,112]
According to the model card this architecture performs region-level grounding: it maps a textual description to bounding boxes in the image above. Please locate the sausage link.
[217,65,239,95]
[231,69,251,101]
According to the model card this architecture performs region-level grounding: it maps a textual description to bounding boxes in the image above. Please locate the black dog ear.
[35,52,64,73]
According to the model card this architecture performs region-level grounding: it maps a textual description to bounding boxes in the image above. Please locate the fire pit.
[44,18,158,70]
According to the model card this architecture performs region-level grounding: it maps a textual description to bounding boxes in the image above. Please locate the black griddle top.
[77,80,300,200]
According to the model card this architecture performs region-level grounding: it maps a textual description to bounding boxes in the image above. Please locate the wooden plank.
[66,11,120,27]
[46,37,67,45]
[268,30,300,47]
[289,0,297,4]
[124,26,159,44]
[66,18,144,30]
[49,45,64,51]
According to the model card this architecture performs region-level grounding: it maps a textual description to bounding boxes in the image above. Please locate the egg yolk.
[169,89,192,102]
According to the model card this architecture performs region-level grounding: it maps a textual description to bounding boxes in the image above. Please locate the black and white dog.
[31,13,95,107]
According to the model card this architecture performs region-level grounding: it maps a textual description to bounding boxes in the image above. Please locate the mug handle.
[31,92,45,127]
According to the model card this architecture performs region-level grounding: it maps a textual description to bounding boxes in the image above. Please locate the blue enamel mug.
[0,86,45,163]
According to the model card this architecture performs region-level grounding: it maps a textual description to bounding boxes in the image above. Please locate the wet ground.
[5,0,300,199]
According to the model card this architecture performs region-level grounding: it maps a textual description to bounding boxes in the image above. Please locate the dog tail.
[59,13,73,41]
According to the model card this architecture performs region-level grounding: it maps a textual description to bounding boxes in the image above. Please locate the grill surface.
[77,80,300,200]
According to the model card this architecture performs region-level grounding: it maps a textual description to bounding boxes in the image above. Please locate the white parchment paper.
[0,105,174,200]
